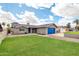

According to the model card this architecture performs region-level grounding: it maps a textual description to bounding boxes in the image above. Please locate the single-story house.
[11,22,57,35]
[57,26,69,33]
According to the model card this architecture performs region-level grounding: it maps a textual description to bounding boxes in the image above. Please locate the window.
[19,28,25,31]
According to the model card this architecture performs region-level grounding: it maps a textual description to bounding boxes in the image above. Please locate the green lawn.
[65,31,79,35]
[0,35,79,56]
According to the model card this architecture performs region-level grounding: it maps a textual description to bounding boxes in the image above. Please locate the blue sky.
[0,3,78,26]
[0,3,62,24]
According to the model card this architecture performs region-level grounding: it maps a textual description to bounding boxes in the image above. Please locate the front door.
[32,28,37,33]
[28,28,31,33]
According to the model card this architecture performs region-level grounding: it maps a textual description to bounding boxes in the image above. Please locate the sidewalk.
[48,33,79,43]
[7,33,38,37]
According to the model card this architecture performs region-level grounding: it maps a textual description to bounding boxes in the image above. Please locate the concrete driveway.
[48,33,79,43]
[48,33,64,37]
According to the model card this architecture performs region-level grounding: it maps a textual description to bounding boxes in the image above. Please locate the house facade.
[11,22,57,35]
[57,26,69,33]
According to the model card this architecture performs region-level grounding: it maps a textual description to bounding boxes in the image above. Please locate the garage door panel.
[48,28,55,34]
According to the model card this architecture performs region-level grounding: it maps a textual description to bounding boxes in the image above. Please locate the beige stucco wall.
[11,28,28,34]
[37,28,48,35]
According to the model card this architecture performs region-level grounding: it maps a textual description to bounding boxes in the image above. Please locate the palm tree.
[74,19,79,25]
[74,19,79,31]
[67,23,71,28]
[66,23,71,31]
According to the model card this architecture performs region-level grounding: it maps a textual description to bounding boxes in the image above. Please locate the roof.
[11,22,57,29]
[58,26,67,28]
[37,23,57,28]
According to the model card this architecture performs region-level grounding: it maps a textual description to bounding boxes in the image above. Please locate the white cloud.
[51,3,79,17]
[49,15,54,20]
[16,0,54,9]
[16,11,40,25]
[52,3,79,26]
[0,6,8,15]
[0,6,14,23]
[0,5,40,25]
[39,15,54,25]
[26,3,53,9]
[16,11,54,25]
[0,12,18,26]
[0,0,79,3]
[51,3,69,17]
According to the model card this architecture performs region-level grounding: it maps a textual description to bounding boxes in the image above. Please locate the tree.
[74,19,79,31]
[2,22,5,26]
[74,19,79,25]
[7,24,10,27]
[66,23,71,31]
[67,23,71,28]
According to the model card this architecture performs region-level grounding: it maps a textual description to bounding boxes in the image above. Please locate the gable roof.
[11,22,57,29]
[37,23,57,28]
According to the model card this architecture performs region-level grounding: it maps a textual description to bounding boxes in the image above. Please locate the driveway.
[48,33,79,43]
[49,33,64,37]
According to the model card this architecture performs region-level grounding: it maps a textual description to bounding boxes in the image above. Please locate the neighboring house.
[75,24,79,31]
[11,22,57,35]
[57,26,69,33]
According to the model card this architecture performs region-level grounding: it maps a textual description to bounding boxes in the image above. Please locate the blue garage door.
[48,28,55,34]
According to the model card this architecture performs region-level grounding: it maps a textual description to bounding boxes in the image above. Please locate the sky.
[0,3,79,26]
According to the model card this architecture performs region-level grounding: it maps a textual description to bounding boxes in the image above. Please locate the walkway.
[7,33,38,37]
[48,33,79,43]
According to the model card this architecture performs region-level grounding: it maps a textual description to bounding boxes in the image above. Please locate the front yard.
[0,35,79,56]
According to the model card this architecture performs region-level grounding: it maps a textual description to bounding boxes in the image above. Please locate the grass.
[65,31,79,35]
[0,35,79,56]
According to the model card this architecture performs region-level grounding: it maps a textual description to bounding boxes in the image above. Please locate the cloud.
[1,0,78,3]
[51,3,69,17]
[16,11,40,25]
[39,15,54,24]
[0,5,40,25]
[49,15,54,20]
[26,3,53,9]
[40,15,54,22]
[0,6,17,24]
[16,11,54,25]
[51,3,79,17]
[0,12,18,24]
[22,0,54,9]
[51,3,79,26]
[58,4,79,17]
